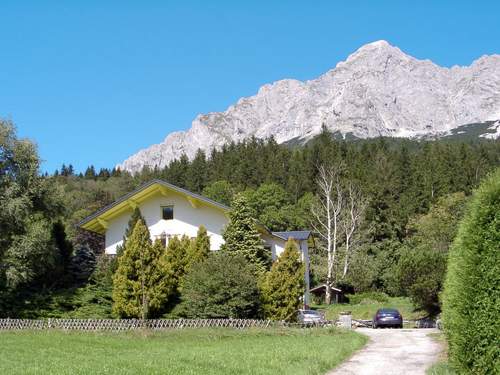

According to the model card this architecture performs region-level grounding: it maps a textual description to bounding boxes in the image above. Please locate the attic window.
[162,206,174,220]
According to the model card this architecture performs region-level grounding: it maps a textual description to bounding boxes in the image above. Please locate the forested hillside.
[1,120,499,318]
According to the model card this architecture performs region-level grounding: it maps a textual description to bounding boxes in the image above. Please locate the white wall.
[105,190,228,254]
[260,232,286,260]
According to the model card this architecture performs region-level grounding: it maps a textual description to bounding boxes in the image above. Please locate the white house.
[79,179,311,304]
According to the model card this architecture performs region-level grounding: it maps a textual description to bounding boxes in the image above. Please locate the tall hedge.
[442,169,500,374]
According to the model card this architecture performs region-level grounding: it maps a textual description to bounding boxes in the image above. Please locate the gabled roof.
[309,284,342,293]
[271,230,312,241]
[78,179,229,234]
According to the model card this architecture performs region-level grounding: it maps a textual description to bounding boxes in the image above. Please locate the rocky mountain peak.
[118,41,500,173]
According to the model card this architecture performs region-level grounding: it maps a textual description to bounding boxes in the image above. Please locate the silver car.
[297,309,326,324]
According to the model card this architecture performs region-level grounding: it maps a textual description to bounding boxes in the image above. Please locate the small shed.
[309,284,347,304]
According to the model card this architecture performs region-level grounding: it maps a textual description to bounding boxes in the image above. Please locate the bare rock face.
[118,40,500,173]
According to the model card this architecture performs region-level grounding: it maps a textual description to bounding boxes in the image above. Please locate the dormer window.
[162,206,174,220]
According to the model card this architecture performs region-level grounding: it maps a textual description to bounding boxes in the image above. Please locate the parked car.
[297,309,326,325]
[372,308,403,328]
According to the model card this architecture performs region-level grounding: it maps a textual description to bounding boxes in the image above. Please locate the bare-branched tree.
[311,165,365,304]
[310,165,343,305]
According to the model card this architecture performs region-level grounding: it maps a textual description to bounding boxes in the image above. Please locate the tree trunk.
[325,282,332,305]
[343,236,350,279]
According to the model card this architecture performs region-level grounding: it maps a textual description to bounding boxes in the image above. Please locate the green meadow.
[0,327,366,375]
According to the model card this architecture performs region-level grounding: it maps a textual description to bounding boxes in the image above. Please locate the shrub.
[442,170,500,374]
[396,247,447,316]
[396,193,467,315]
[180,253,260,319]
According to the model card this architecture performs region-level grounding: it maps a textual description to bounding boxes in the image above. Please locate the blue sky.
[1,1,499,173]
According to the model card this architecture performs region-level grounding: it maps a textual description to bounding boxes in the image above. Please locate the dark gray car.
[373,308,403,328]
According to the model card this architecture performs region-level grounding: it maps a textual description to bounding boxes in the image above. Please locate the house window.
[162,206,174,220]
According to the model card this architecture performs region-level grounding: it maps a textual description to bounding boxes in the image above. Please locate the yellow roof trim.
[79,180,229,234]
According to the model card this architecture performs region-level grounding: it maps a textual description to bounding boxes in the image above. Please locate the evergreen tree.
[112,220,172,319]
[185,149,207,193]
[221,193,270,272]
[165,235,191,296]
[84,165,96,179]
[114,208,145,260]
[68,245,97,283]
[186,226,210,271]
[261,239,305,321]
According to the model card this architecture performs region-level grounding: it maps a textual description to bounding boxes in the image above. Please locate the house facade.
[79,179,311,304]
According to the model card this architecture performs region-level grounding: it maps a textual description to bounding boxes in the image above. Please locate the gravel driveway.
[327,328,441,375]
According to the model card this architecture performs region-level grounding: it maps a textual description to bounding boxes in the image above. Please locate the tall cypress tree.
[261,239,305,321]
[221,193,269,272]
[112,220,172,319]
[165,235,192,296]
[186,226,211,272]
[114,208,145,259]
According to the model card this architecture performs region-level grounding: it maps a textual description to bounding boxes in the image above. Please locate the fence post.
[339,312,352,329]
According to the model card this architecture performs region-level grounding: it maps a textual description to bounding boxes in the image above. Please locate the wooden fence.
[0,317,437,331]
[0,318,279,331]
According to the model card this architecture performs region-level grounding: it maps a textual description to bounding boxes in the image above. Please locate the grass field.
[0,327,367,375]
[318,296,425,321]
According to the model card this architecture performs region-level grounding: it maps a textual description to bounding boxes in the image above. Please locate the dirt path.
[327,328,441,375]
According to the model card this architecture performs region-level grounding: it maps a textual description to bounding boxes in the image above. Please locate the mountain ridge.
[118,40,500,173]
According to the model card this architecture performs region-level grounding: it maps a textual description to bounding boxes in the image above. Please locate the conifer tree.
[165,235,192,294]
[112,220,172,319]
[261,239,305,321]
[114,208,145,259]
[186,226,210,271]
[221,193,269,271]
[84,165,96,179]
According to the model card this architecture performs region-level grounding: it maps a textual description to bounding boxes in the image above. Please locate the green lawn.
[317,296,425,321]
[0,328,367,375]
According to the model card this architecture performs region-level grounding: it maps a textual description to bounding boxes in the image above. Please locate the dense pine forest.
[1,120,499,318]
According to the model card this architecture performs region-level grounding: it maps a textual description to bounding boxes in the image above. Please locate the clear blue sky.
[1,1,499,173]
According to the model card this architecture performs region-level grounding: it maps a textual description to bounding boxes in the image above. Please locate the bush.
[396,247,447,316]
[442,170,500,374]
[396,193,467,316]
[180,253,260,319]
[346,291,389,305]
